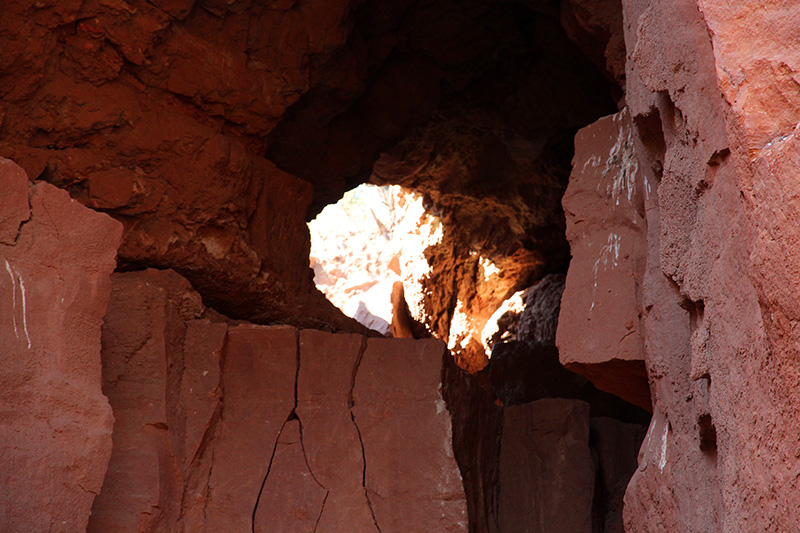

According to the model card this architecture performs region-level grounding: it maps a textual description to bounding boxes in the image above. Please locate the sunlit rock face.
[310,184,545,372]
[309,184,438,337]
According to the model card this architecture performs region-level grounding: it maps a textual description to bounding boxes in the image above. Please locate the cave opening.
[0,0,659,529]
[272,0,625,372]
[308,182,439,337]
[288,1,654,529]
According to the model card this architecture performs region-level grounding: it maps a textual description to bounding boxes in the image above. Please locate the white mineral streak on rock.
[17,271,30,349]
[659,421,669,473]
[605,119,639,204]
[4,259,31,349]
[5,259,18,339]
[590,233,622,311]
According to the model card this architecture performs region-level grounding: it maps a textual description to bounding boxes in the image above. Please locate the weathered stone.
[180,319,227,473]
[0,160,121,531]
[253,420,328,533]
[203,324,298,531]
[557,108,652,411]
[353,338,468,531]
[0,0,365,332]
[0,158,28,245]
[295,329,378,531]
[497,399,595,533]
[517,273,566,345]
[11,0,800,529]
[92,270,472,531]
[89,270,192,531]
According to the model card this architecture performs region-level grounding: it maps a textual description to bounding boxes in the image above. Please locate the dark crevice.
[698,413,717,454]
[9,189,32,245]
[295,329,330,499]
[348,335,368,409]
[351,412,382,533]
[297,418,330,491]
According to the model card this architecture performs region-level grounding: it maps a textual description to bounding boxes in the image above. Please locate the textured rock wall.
[90,269,467,532]
[446,269,647,533]
[0,0,364,330]
[5,0,800,530]
[558,0,800,529]
[558,109,652,411]
[0,158,121,531]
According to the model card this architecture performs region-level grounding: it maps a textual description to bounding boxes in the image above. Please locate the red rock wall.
[0,0,364,331]
[559,0,800,529]
[89,269,467,532]
[0,158,121,530]
[5,0,800,530]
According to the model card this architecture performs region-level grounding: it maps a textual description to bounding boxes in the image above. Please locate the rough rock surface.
[482,272,566,348]
[7,0,800,530]
[0,0,368,331]
[91,269,467,532]
[444,357,646,533]
[0,159,122,531]
[557,108,652,411]
[498,399,595,533]
[555,0,800,529]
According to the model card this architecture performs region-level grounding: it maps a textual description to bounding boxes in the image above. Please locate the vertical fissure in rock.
[195,327,232,524]
[251,329,302,532]
[297,419,329,492]
[251,418,290,532]
[311,490,329,533]
[295,331,330,500]
[348,335,382,532]
[348,335,368,409]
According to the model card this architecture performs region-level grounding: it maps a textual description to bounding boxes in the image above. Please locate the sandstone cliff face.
[3,0,800,531]
[90,269,467,532]
[557,0,800,529]
[0,158,121,531]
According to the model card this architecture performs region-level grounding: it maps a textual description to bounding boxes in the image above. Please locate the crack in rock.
[349,336,382,533]
[251,417,290,532]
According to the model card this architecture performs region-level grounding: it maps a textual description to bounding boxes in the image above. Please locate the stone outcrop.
[0,0,368,331]
[0,159,122,531]
[90,269,467,532]
[444,356,646,533]
[6,0,800,530]
[557,108,652,411]
[556,0,800,529]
